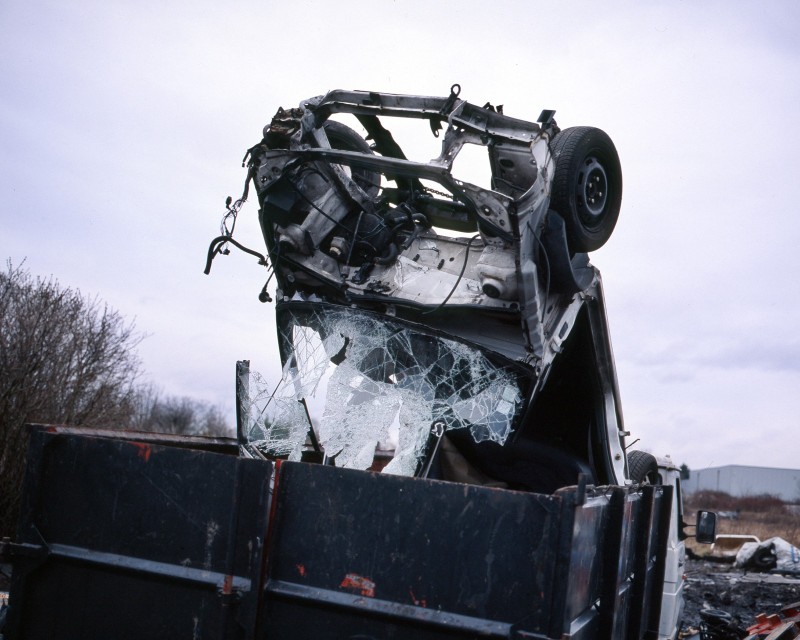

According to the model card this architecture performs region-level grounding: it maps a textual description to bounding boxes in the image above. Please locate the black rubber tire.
[550,126,622,252]
[322,120,381,198]
[748,545,777,571]
[628,450,659,485]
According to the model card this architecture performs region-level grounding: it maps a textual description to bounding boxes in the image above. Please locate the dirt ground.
[682,556,800,635]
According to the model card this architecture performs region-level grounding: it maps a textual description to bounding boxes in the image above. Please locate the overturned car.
[207,87,681,637]
[211,84,628,488]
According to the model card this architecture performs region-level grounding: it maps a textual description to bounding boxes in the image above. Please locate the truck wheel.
[323,120,381,198]
[550,127,622,252]
[628,450,659,485]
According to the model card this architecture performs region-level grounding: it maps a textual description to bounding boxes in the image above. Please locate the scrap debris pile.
[683,557,800,640]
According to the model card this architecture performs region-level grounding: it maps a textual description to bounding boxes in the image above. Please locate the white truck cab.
[626,451,713,640]
[656,456,688,640]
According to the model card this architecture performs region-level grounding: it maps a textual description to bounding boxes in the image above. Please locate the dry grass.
[684,490,800,554]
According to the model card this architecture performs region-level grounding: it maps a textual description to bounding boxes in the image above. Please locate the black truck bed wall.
[6,427,671,640]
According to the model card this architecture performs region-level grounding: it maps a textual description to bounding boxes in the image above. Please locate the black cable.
[221,199,241,237]
[422,234,480,315]
[258,271,275,303]
[204,235,269,275]
[221,166,256,238]
[345,211,363,266]
[374,242,398,265]
[491,175,527,195]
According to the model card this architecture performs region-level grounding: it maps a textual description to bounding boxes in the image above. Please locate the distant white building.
[683,465,800,503]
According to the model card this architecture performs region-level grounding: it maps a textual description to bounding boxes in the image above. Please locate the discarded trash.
[736,538,800,574]
[699,609,746,640]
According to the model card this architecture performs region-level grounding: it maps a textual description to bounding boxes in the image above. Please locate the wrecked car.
[212,85,688,637]
[221,84,629,486]
[3,87,720,640]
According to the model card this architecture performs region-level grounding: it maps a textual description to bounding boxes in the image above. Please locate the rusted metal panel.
[561,489,613,640]
[5,428,671,639]
[6,427,272,640]
[260,461,565,638]
[258,463,668,639]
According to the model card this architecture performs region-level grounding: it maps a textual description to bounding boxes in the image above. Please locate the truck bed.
[5,426,671,639]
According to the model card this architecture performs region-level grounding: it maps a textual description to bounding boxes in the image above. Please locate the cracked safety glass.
[242,305,526,476]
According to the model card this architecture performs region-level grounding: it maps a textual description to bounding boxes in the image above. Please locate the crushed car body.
[210,85,630,488]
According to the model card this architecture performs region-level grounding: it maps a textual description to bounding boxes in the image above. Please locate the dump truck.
[1,87,716,639]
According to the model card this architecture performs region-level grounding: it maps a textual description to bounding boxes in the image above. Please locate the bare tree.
[0,261,143,536]
[129,386,232,437]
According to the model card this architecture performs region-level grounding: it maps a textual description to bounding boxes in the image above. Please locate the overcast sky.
[2,0,799,472]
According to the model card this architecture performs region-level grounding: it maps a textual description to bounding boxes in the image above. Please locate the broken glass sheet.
[243,306,524,476]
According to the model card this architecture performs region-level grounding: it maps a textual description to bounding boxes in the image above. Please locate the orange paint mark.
[132,442,151,462]
[409,588,427,608]
[339,573,375,598]
[222,574,234,595]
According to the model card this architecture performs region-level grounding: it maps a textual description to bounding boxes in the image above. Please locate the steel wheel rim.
[577,156,608,226]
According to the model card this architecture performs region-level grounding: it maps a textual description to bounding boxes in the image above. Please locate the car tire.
[748,545,777,571]
[323,120,381,198]
[628,450,659,485]
[550,127,622,252]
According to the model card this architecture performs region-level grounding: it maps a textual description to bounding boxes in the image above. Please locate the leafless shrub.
[685,490,800,549]
[686,490,786,513]
[0,261,143,536]
[130,384,232,437]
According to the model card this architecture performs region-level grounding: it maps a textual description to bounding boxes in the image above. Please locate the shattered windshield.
[243,304,528,476]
